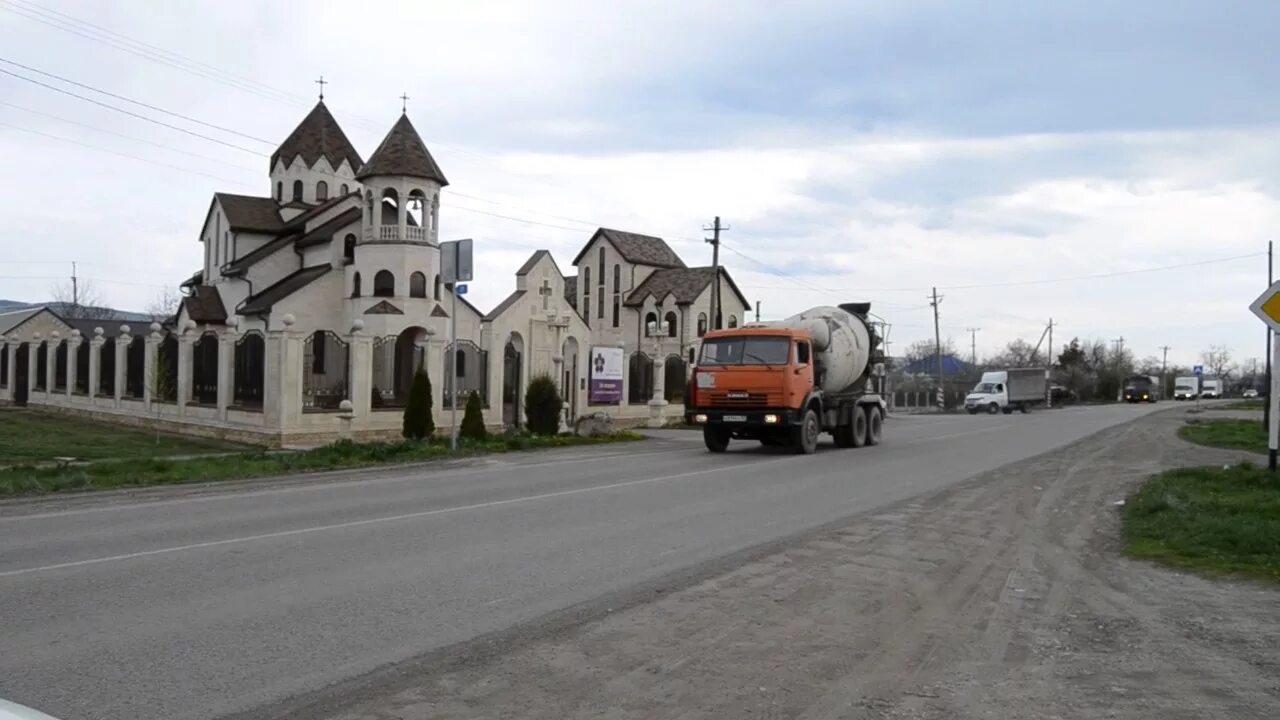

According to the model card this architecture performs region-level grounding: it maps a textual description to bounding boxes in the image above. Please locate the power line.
[0,100,261,172]
[0,65,266,154]
[0,121,257,187]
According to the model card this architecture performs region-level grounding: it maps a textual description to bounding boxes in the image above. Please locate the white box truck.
[1173,376,1200,400]
[965,369,1047,415]
[1200,377,1223,399]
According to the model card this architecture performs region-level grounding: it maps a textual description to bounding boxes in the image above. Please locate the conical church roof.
[270,101,364,173]
[356,114,448,185]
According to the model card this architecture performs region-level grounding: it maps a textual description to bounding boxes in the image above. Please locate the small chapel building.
[0,101,750,445]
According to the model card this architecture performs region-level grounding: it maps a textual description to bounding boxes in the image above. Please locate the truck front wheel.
[794,408,820,455]
[988,403,1000,415]
[703,426,730,453]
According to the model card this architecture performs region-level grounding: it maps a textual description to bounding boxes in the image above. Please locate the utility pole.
[1046,318,1054,408]
[1113,336,1125,356]
[755,300,761,323]
[930,287,944,407]
[70,260,78,308]
[704,216,728,330]
[1159,345,1171,400]
[1266,241,1273,433]
[965,327,981,366]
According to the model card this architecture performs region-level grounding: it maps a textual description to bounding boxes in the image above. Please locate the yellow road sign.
[1249,280,1280,332]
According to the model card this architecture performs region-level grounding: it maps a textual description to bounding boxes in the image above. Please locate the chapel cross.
[539,279,553,310]
[315,75,327,100]
[400,92,410,113]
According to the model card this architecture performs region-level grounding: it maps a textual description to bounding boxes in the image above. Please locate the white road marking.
[0,456,793,579]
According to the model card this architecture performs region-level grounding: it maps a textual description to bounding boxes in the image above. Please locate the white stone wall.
[270,156,359,206]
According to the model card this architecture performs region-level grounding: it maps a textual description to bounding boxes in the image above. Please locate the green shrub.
[524,374,563,435]
[460,391,488,440]
[402,368,435,440]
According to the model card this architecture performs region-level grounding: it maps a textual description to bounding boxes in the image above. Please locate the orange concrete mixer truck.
[685,303,886,454]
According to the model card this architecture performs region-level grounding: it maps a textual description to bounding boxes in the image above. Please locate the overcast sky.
[1,0,1277,368]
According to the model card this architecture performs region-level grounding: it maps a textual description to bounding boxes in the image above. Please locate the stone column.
[47,332,60,402]
[88,327,104,403]
[66,331,82,401]
[424,331,443,424]
[263,328,286,431]
[348,320,372,422]
[114,326,131,405]
[177,322,195,414]
[268,314,304,433]
[4,338,16,397]
[144,323,161,411]
[28,333,41,402]
[217,325,236,421]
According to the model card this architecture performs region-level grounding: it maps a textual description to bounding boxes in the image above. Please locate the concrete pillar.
[88,328,104,403]
[114,327,130,405]
[217,328,235,421]
[349,321,372,421]
[65,332,81,400]
[47,333,60,401]
[263,329,286,430]
[144,324,161,411]
[4,338,16,397]
[177,327,194,414]
[425,333,443,423]
[29,334,41,401]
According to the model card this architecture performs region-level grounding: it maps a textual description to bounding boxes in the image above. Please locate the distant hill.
[0,299,151,322]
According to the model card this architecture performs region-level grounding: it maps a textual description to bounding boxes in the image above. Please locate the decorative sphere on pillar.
[183,319,197,332]
[70,329,81,339]
[94,327,104,337]
[120,324,131,336]
[149,322,162,334]
[339,399,353,412]
[351,319,365,333]
[225,317,238,330]
[51,331,60,340]
[281,314,296,328]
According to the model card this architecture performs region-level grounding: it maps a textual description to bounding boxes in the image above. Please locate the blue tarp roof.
[900,354,969,375]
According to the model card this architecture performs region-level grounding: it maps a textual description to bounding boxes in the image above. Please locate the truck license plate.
[723,415,747,422]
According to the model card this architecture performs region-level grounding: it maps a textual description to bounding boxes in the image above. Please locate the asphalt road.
[0,403,1165,720]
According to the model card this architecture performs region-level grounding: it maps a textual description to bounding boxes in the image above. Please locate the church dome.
[271,101,364,173]
[356,114,448,186]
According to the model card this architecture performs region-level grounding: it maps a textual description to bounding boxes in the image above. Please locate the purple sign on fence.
[589,346,623,404]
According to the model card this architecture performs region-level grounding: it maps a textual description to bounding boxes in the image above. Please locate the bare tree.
[985,339,1037,368]
[1201,345,1232,379]
[49,278,117,320]
[145,287,182,324]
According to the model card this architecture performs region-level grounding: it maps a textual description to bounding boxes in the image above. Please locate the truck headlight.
[763,414,779,424]
[1142,394,1148,400]
[693,414,708,424]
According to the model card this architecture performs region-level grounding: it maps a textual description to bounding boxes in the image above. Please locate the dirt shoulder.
[313,410,1280,719]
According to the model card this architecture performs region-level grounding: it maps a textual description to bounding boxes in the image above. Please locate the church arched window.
[697,313,708,337]
[352,272,362,298]
[340,183,349,196]
[292,180,303,202]
[644,311,658,336]
[275,181,283,201]
[373,270,395,297]
[409,272,427,298]
[316,181,328,202]
[665,311,678,338]
[343,234,356,261]
[434,274,441,300]
[728,315,738,328]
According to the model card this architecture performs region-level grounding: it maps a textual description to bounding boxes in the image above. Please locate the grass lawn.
[0,430,644,496]
[1208,399,1265,411]
[0,409,250,464]
[1124,463,1280,582]
[1178,418,1267,454]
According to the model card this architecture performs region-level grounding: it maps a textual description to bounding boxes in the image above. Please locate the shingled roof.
[572,228,685,269]
[625,266,750,309]
[270,101,363,173]
[182,285,228,324]
[356,114,448,185]
[294,207,361,249]
[216,194,286,233]
[238,265,331,315]
[564,276,577,309]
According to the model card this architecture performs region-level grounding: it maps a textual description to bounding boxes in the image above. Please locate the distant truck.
[965,369,1047,415]
[1123,375,1159,403]
[1200,377,1223,399]
[686,303,887,454]
[1173,376,1200,400]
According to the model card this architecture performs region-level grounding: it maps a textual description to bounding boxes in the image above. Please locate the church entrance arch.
[502,333,524,428]
[393,326,428,405]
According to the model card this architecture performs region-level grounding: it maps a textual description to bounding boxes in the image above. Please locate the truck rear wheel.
[851,406,868,448]
[866,406,883,445]
[703,426,730,453]
[794,408,820,455]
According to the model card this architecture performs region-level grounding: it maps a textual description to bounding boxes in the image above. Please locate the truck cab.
[685,308,885,455]
[1173,376,1199,400]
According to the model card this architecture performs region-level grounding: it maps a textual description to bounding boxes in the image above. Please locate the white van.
[965,369,1047,415]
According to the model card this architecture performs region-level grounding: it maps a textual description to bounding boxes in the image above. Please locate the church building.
[0,101,750,445]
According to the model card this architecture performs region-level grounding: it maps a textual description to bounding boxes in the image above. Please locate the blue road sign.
[456,283,468,296]
[1193,364,1203,375]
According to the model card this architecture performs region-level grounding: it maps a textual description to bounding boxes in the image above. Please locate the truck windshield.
[699,336,790,366]
[973,383,999,394]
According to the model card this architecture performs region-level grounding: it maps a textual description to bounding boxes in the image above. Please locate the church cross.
[539,279,553,309]
[315,75,327,100]
[400,92,410,113]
